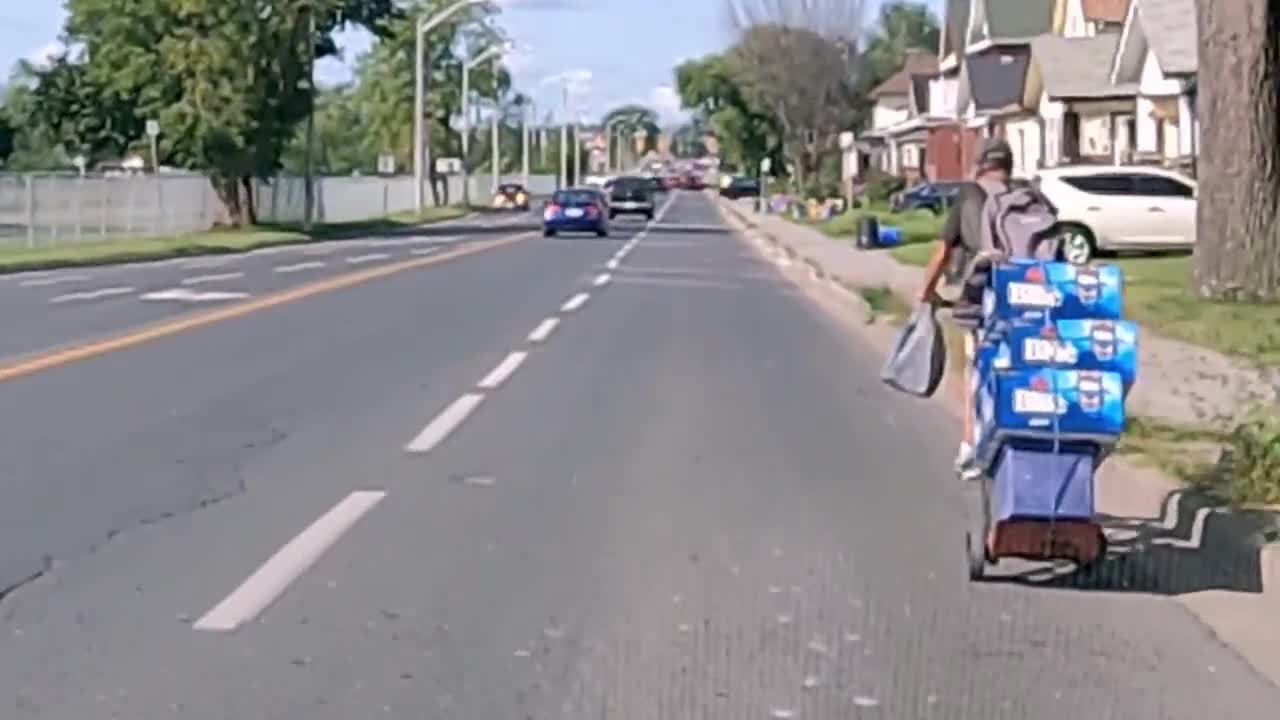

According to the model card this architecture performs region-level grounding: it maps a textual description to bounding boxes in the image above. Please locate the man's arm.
[918,197,965,302]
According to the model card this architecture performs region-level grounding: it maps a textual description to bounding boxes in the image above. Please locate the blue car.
[542,188,610,237]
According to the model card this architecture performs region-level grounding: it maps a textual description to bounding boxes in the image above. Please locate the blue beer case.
[975,319,1138,388]
[982,261,1124,325]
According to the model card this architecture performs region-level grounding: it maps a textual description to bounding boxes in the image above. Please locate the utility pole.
[573,120,581,184]
[461,54,471,206]
[559,84,568,188]
[303,5,316,231]
[521,101,530,188]
[491,93,500,194]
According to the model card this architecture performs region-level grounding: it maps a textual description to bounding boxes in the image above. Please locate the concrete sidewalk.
[717,196,1280,687]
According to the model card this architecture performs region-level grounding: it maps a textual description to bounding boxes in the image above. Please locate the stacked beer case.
[968,259,1138,567]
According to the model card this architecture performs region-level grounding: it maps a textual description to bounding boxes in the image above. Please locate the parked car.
[607,175,656,220]
[491,182,531,211]
[542,188,610,237]
[719,175,761,200]
[893,181,965,214]
[1033,166,1197,264]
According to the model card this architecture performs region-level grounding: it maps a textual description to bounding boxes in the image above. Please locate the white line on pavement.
[181,272,244,286]
[409,246,441,256]
[345,253,391,264]
[561,292,590,312]
[140,288,251,302]
[593,273,611,287]
[192,490,386,633]
[405,393,485,453]
[274,261,326,274]
[605,258,619,270]
[49,286,136,304]
[20,274,89,287]
[652,191,678,223]
[477,351,528,390]
[527,317,559,343]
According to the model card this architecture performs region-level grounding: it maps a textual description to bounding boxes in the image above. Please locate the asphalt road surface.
[0,191,1275,719]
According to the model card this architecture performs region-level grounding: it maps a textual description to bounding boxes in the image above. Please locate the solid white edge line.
[346,253,391,264]
[48,286,136,304]
[527,317,559,343]
[19,274,89,287]
[192,490,386,633]
[476,351,528,390]
[409,246,441,256]
[405,393,486,453]
[593,273,611,287]
[561,292,590,312]
[605,258,619,270]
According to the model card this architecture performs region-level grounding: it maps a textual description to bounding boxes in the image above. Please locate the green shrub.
[863,170,905,205]
[1222,411,1280,505]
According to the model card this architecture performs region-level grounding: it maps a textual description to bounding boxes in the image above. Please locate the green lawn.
[1116,254,1280,366]
[817,206,944,246]
[0,206,470,273]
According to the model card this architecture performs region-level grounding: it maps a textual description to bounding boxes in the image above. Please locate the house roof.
[985,0,1057,41]
[1083,0,1131,23]
[967,45,1032,112]
[869,50,939,98]
[1137,0,1198,75]
[942,0,970,58]
[1032,34,1137,98]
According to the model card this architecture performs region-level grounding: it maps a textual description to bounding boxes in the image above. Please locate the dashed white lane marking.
[527,317,559,343]
[561,292,590,312]
[49,286,136,304]
[405,393,486,453]
[181,271,244,286]
[274,261,326,274]
[20,274,89,287]
[180,257,238,270]
[592,273,611,287]
[140,288,251,302]
[605,258,619,270]
[476,351,528,390]
[409,246,442,256]
[192,490,386,633]
[345,253,390,264]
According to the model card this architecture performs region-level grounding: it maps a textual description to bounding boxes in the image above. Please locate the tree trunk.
[1194,0,1280,300]
[239,176,257,227]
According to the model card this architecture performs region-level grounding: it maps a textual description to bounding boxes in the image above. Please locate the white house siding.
[929,74,960,118]
[1006,115,1043,177]
[1136,49,1182,155]
[1063,0,1090,38]
[1039,93,1064,168]
[872,104,910,131]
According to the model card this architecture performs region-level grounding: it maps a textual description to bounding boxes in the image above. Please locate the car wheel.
[596,229,609,237]
[543,229,556,237]
[608,211,617,220]
[645,212,654,221]
[1058,224,1096,265]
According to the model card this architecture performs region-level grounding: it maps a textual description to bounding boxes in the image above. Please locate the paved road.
[0,191,1274,718]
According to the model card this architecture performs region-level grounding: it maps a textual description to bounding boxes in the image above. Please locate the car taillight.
[544,204,561,218]
[585,204,600,218]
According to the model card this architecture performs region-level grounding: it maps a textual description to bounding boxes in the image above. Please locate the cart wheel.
[965,531,986,581]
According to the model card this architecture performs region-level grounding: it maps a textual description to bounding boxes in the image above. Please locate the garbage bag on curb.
[880,303,947,398]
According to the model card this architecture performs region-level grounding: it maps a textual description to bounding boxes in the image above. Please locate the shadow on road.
[987,489,1278,596]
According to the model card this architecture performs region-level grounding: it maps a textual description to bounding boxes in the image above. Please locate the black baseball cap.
[976,138,1013,170]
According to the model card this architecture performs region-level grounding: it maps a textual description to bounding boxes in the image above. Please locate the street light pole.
[461,57,471,206]
[302,5,316,231]
[414,0,488,214]
[573,117,581,183]
[491,90,500,194]
[559,84,568,188]
[521,101,530,188]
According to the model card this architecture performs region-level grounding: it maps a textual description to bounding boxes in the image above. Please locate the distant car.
[608,175,656,220]
[1033,165,1197,264]
[645,175,665,194]
[719,175,760,200]
[543,188,610,237]
[683,173,705,190]
[491,182,531,211]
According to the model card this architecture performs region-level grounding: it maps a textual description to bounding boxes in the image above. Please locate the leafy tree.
[601,104,661,158]
[25,0,401,225]
[855,1,940,128]
[674,54,778,173]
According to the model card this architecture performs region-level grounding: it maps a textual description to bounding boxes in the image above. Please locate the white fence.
[0,172,559,247]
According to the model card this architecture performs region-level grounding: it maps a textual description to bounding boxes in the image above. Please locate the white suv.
[1033,166,1197,264]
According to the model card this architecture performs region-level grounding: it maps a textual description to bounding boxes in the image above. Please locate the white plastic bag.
[880,303,947,398]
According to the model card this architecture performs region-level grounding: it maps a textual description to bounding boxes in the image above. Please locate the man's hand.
[919,286,944,306]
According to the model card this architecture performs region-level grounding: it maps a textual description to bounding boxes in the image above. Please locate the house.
[1063,0,1131,36]
[858,49,940,181]
[1108,0,1198,170]
[1029,33,1138,170]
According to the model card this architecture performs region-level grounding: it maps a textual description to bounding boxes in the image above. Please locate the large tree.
[1194,0,1280,300]
[601,104,661,158]
[674,53,778,172]
[26,0,401,225]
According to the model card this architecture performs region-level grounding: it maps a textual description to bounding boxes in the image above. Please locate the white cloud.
[648,85,686,125]
[25,41,63,68]
[503,44,536,74]
[540,68,592,99]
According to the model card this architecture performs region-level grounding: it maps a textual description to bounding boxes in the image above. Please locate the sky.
[3,0,945,127]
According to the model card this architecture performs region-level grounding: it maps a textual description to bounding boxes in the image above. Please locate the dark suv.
[608,176,656,220]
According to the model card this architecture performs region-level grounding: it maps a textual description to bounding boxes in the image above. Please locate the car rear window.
[612,178,649,192]
[553,190,598,204]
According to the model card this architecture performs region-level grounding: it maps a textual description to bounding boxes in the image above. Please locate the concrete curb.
[717,197,1280,681]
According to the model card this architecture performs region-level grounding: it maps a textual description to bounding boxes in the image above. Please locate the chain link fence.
[0,172,560,248]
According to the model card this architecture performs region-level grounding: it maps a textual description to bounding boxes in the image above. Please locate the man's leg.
[956,330,981,477]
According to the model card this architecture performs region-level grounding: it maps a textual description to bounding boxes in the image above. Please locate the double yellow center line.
[0,232,531,384]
